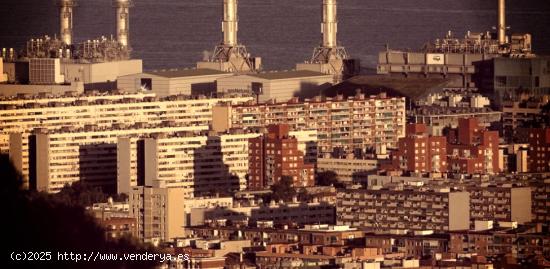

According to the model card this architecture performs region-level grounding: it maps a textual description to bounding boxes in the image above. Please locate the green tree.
[270,176,296,202]
[316,171,339,186]
[1,154,158,268]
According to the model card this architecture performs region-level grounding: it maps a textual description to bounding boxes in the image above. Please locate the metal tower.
[197,0,260,73]
[58,0,77,45]
[497,0,506,46]
[297,0,355,82]
[113,0,133,48]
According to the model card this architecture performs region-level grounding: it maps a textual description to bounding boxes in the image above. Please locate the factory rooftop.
[248,70,328,80]
[325,75,453,101]
[148,68,229,78]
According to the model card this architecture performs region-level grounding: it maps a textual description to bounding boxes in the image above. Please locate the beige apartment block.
[213,93,406,154]
[317,156,379,183]
[469,185,532,224]
[129,186,234,242]
[337,188,470,232]
[1,92,252,186]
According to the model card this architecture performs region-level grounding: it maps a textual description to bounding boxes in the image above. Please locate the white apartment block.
[317,156,379,183]
[0,91,252,187]
[12,124,201,193]
[118,131,261,197]
[212,93,406,155]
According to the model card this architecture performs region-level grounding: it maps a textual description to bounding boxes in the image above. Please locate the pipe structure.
[114,0,132,47]
[58,0,76,45]
[498,0,506,45]
[322,0,338,48]
[222,0,238,46]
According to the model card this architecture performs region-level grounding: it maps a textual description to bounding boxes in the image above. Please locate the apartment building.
[447,118,500,174]
[118,131,261,196]
[316,155,379,184]
[212,92,406,155]
[336,187,470,233]
[16,123,198,193]
[391,123,447,174]
[248,125,314,190]
[413,106,501,136]
[501,95,549,142]
[190,201,335,228]
[129,186,233,242]
[527,128,550,172]
[469,185,532,225]
[532,179,550,223]
[1,91,252,187]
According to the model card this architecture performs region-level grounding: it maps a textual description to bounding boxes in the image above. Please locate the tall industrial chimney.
[322,0,338,48]
[58,0,77,45]
[114,0,132,47]
[498,0,506,45]
[222,0,238,46]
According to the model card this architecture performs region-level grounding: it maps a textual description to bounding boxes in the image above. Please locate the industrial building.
[377,0,534,90]
[473,56,550,104]
[0,0,142,94]
[248,125,315,190]
[118,131,260,197]
[212,92,406,155]
[296,0,359,81]
[196,0,261,73]
[1,92,252,187]
[216,70,333,102]
[117,68,233,97]
[337,187,471,233]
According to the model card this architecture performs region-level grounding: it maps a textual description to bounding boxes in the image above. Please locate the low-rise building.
[117,68,233,97]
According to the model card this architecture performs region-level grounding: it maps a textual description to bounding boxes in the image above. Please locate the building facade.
[1,92,252,188]
[447,118,501,174]
[213,93,406,156]
[337,187,470,233]
[248,125,314,190]
[391,123,447,174]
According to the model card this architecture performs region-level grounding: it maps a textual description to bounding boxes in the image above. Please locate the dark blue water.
[0,0,549,70]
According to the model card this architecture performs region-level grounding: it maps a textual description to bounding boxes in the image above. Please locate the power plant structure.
[378,0,534,87]
[58,0,77,46]
[114,0,132,48]
[297,0,359,82]
[197,0,261,73]
[1,0,142,93]
[16,0,133,62]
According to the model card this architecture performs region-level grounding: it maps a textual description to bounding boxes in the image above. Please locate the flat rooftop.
[249,70,328,80]
[148,68,229,78]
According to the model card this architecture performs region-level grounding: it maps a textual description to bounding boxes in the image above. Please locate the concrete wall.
[217,74,333,102]
[511,187,532,224]
[448,192,470,231]
[117,72,232,97]
[62,59,142,84]
[165,187,187,241]
[117,137,132,194]
[0,82,84,97]
[34,133,51,192]
[0,57,6,83]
